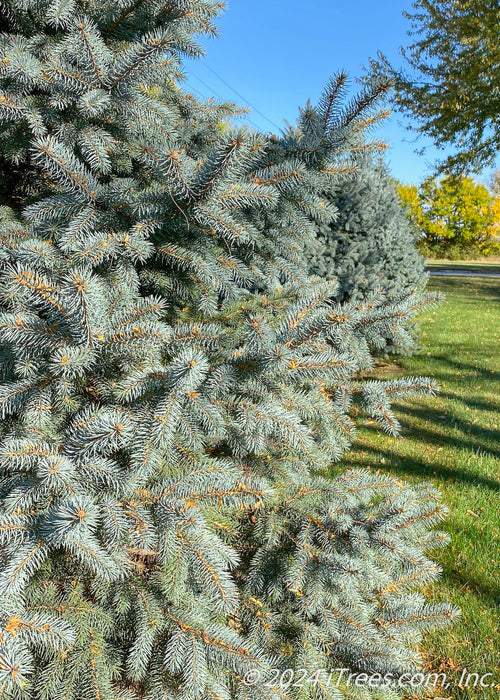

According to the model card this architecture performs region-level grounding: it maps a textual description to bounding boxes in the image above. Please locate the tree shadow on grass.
[431,277,500,302]
[439,391,500,415]
[439,564,500,608]
[346,438,500,493]
[388,404,500,459]
[374,356,499,392]
[391,403,500,461]
[420,355,500,384]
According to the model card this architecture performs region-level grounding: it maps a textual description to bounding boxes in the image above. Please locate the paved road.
[428,269,500,278]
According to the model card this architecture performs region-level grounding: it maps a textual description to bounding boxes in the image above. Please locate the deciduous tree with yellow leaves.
[399,175,500,258]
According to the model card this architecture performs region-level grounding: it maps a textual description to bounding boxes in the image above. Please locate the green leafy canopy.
[368,0,500,173]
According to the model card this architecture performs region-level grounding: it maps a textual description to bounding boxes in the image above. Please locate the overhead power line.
[187,70,266,133]
[199,61,283,132]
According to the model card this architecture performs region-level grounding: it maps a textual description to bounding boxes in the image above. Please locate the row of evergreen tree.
[0,2,456,699]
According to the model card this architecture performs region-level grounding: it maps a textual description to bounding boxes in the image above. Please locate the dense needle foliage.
[0,2,456,699]
[310,153,426,302]
[308,152,428,354]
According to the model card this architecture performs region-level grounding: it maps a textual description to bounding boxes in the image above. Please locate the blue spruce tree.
[312,154,427,305]
[0,3,457,699]
[308,134,429,355]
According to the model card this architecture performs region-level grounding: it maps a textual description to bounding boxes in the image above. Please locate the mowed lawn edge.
[333,276,500,699]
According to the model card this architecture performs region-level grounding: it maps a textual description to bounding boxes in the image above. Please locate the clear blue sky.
[185,0,496,185]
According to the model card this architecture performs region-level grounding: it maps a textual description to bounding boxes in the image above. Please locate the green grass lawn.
[337,276,500,699]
